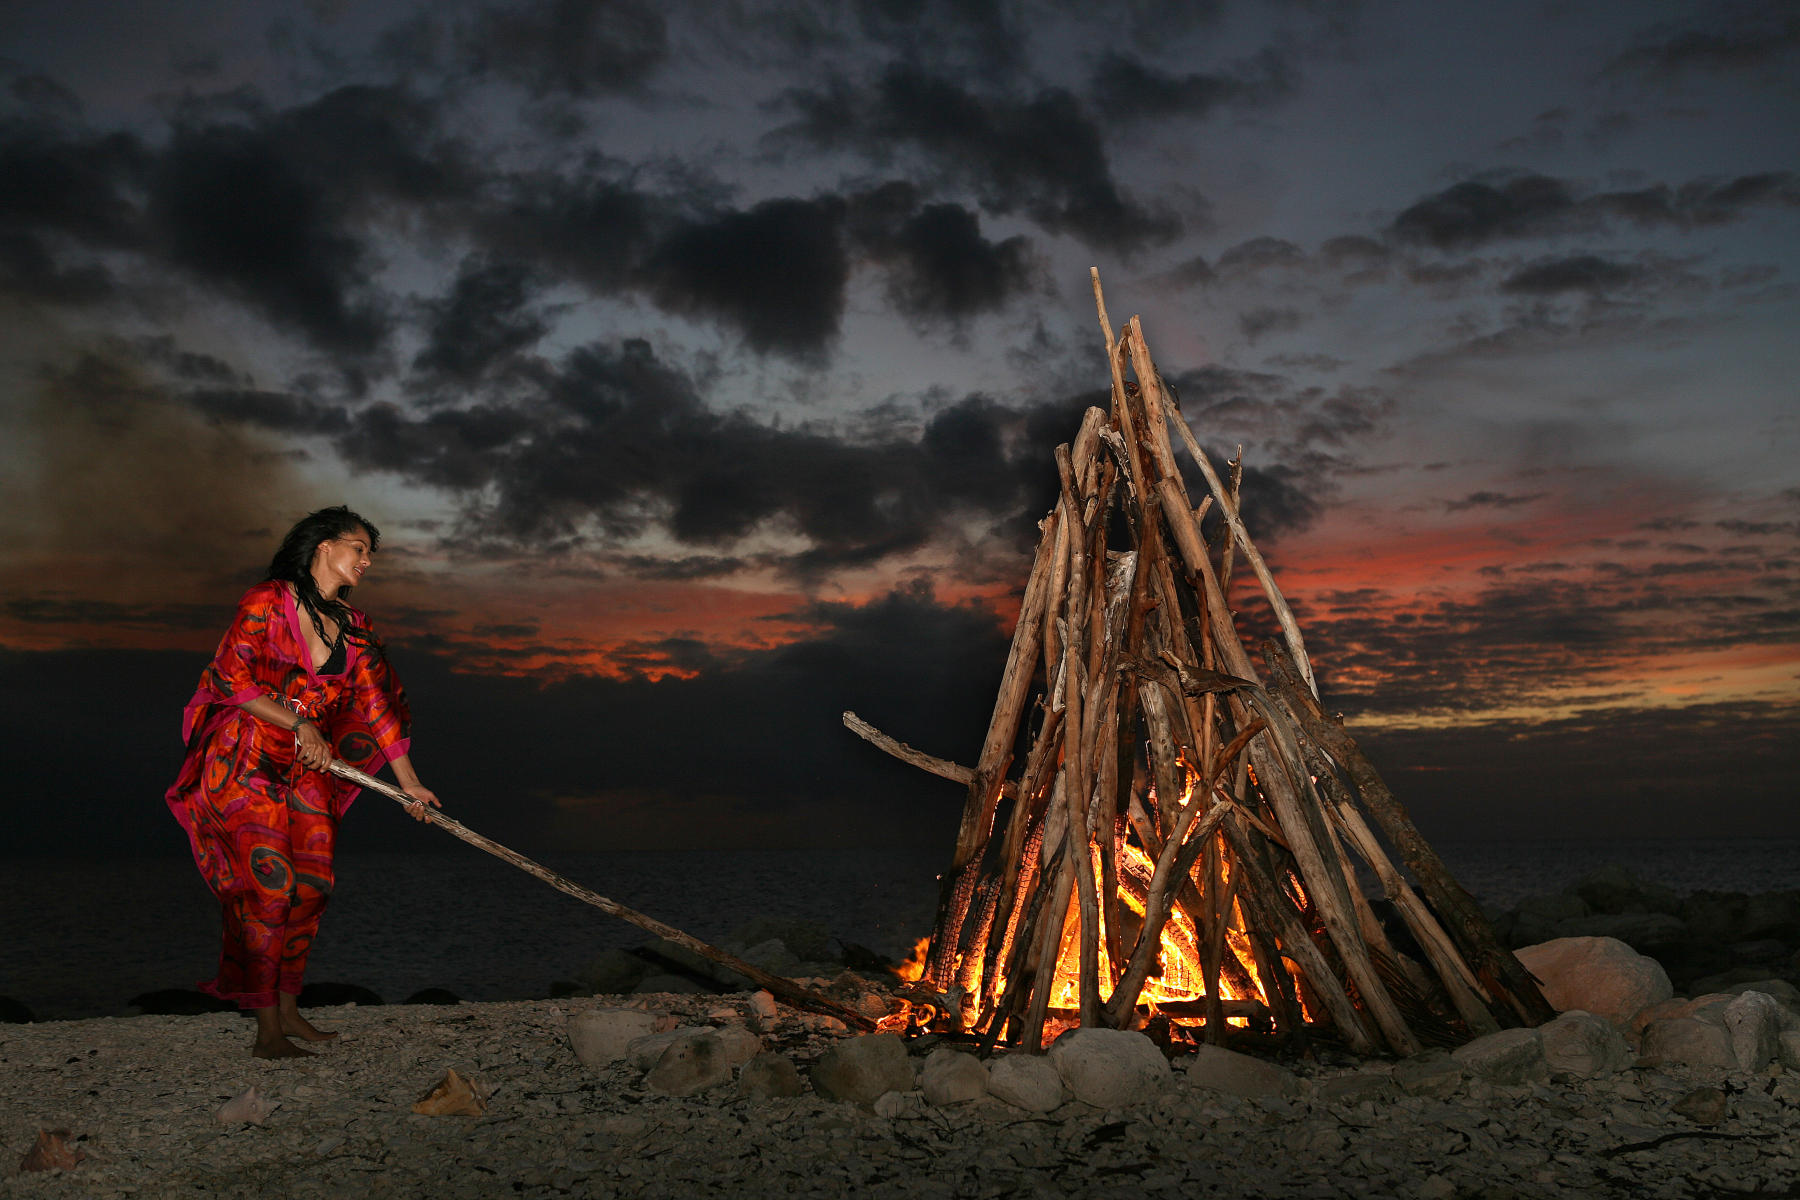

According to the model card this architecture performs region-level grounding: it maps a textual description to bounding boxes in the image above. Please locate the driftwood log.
[326,759,877,1032]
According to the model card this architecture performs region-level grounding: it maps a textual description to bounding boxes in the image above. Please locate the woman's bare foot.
[252,1034,315,1059]
[276,995,339,1042]
[280,1012,338,1042]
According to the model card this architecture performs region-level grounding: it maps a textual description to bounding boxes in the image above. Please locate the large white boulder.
[1451,1027,1548,1085]
[1724,991,1784,1071]
[1538,1011,1632,1076]
[1048,1028,1172,1108]
[644,1032,731,1096]
[987,1053,1066,1112]
[1513,936,1673,1025]
[567,1008,660,1067]
[810,1033,915,1104]
[1183,1044,1299,1098]
[920,1047,988,1106]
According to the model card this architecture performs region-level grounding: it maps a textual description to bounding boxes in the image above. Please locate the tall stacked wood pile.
[846,272,1553,1055]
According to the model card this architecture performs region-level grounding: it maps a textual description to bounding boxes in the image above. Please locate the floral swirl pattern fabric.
[165,581,411,1008]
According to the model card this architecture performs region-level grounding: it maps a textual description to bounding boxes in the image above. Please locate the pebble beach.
[5,983,1798,1200]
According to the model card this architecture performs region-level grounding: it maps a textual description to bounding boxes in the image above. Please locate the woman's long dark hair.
[266,505,382,651]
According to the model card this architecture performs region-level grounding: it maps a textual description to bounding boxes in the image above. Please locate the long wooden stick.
[326,759,876,1031]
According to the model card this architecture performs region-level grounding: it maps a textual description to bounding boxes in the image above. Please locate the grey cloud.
[1088,47,1295,121]
[1604,6,1800,79]
[773,63,1181,250]
[458,0,670,97]
[1500,255,1643,295]
[641,196,850,361]
[412,256,550,383]
[1390,170,1799,249]
[1444,490,1549,512]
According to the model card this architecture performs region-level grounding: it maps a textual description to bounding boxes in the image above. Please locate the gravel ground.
[4,994,1798,1199]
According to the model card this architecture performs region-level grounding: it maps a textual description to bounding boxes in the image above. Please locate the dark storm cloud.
[852,193,1040,322]
[1603,5,1800,80]
[1500,255,1643,295]
[0,230,115,303]
[1389,171,1800,249]
[1088,48,1295,121]
[641,197,850,360]
[1443,490,1549,512]
[1215,235,1307,273]
[143,85,475,355]
[457,0,670,97]
[773,63,1181,250]
[412,256,550,382]
[188,335,1326,570]
[1239,306,1303,341]
[187,388,354,436]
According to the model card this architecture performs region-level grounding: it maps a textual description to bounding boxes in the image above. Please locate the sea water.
[4,839,1797,1021]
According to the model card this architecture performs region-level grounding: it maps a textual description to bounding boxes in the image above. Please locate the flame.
[1044,841,1266,1017]
[894,936,931,983]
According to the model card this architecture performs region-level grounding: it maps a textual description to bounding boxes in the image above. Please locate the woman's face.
[312,526,375,594]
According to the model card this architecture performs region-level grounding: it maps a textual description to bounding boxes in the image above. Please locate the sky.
[0,0,1796,859]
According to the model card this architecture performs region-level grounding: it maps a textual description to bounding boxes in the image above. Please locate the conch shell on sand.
[412,1067,488,1116]
[216,1087,281,1125]
[20,1129,83,1172]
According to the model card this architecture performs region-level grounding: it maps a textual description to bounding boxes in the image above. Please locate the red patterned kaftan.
[165,581,410,1008]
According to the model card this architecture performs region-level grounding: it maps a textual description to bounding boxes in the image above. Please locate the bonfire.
[847,272,1553,1055]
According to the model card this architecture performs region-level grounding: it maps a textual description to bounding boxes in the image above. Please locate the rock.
[1539,1011,1632,1076]
[1778,1030,1800,1071]
[1715,978,1800,1007]
[1631,994,1733,1037]
[987,1053,1067,1113]
[1315,1072,1399,1104]
[0,995,35,1023]
[645,1032,731,1097]
[1510,891,1589,944]
[215,1087,279,1125]
[1691,966,1792,996]
[747,990,780,1029]
[625,1027,712,1071]
[1049,1028,1173,1108]
[873,1089,926,1118]
[1392,1050,1464,1099]
[574,948,654,994]
[1184,1044,1299,1098]
[920,1047,988,1106]
[567,1007,660,1067]
[19,1129,83,1172]
[1641,1017,1738,1072]
[299,982,383,1007]
[1724,991,1783,1071]
[714,1024,763,1067]
[1550,912,1687,951]
[403,988,461,1006]
[728,917,834,963]
[413,1068,487,1116]
[1513,936,1673,1024]
[1574,865,1682,915]
[737,1051,805,1100]
[1671,1086,1728,1125]
[1451,1027,1548,1085]
[1741,890,1800,939]
[810,1034,915,1105]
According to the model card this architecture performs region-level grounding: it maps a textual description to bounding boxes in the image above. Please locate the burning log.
[845,274,1550,1056]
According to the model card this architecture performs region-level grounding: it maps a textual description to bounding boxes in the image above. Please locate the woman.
[166,506,440,1058]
